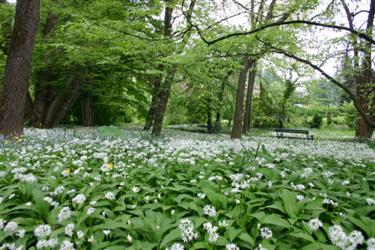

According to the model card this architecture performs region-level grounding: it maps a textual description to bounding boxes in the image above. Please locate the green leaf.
[160,228,181,248]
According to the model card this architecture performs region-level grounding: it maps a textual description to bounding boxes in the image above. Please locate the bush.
[308,114,323,128]
[342,102,358,129]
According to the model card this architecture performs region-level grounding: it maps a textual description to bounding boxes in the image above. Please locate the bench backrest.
[275,128,309,134]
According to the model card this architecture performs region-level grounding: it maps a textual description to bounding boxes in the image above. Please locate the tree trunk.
[207,97,213,133]
[152,66,177,136]
[231,55,251,139]
[47,81,81,128]
[144,75,162,130]
[355,116,373,139]
[1,0,40,137]
[82,94,93,127]
[242,61,257,134]
[214,78,227,133]
[30,11,59,128]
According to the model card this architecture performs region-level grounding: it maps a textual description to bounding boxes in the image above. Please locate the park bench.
[275,128,314,140]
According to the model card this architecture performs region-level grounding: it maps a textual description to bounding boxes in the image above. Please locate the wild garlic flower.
[72,194,86,204]
[58,207,72,222]
[260,227,273,239]
[308,218,323,232]
[203,222,219,243]
[226,243,240,250]
[4,221,18,232]
[59,239,75,250]
[104,192,115,200]
[36,238,58,249]
[203,205,217,217]
[64,223,75,237]
[178,218,198,243]
[167,243,184,250]
[34,224,52,238]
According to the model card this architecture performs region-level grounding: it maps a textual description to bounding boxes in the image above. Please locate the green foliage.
[342,102,358,129]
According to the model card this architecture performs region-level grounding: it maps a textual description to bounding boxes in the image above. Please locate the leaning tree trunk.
[231,55,251,139]
[242,61,257,134]
[1,0,40,137]
[152,66,177,136]
[355,116,373,139]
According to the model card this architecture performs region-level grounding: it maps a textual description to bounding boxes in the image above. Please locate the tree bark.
[144,73,162,130]
[1,0,40,137]
[242,61,257,134]
[231,55,251,139]
[206,97,213,133]
[356,116,374,139]
[82,94,93,127]
[152,65,177,136]
[214,76,228,133]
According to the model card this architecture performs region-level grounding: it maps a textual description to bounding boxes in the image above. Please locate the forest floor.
[0,127,374,250]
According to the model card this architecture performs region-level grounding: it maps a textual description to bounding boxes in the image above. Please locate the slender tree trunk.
[144,74,162,130]
[242,61,257,134]
[1,0,40,137]
[214,78,227,133]
[152,66,177,136]
[355,0,375,138]
[231,55,251,139]
[207,97,213,133]
[82,94,93,127]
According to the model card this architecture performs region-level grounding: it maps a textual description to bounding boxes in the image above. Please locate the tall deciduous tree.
[1,0,40,137]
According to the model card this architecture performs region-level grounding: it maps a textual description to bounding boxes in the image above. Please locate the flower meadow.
[0,128,374,250]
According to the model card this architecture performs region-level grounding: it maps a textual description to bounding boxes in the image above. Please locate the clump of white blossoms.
[64,223,75,237]
[60,239,75,250]
[308,218,323,232]
[366,198,375,206]
[203,222,219,243]
[86,207,95,215]
[4,221,18,232]
[260,227,273,239]
[328,225,364,250]
[203,205,217,217]
[132,186,140,193]
[34,224,52,238]
[58,207,72,222]
[296,195,305,201]
[72,194,86,204]
[178,218,198,243]
[226,243,240,250]
[104,192,115,200]
[36,238,58,249]
[301,168,313,178]
[367,238,375,249]
[166,243,184,250]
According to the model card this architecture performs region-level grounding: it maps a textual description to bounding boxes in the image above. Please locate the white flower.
[218,220,229,228]
[226,243,240,250]
[58,207,72,222]
[308,218,323,232]
[260,227,272,239]
[77,230,85,239]
[60,239,75,250]
[367,238,375,249]
[104,192,115,200]
[197,193,206,199]
[64,223,75,237]
[301,168,313,178]
[4,221,18,232]
[167,243,184,250]
[132,186,140,193]
[366,198,375,206]
[36,238,58,249]
[72,194,86,204]
[103,229,111,235]
[34,224,52,238]
[203,205,217,217]
[16,229,26,238]
[87,207,95,215]
[203,222,219,243]
[296,195,305,201]
[178,218,198,243]
[127,234,133,242]
[0,218,6,229]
